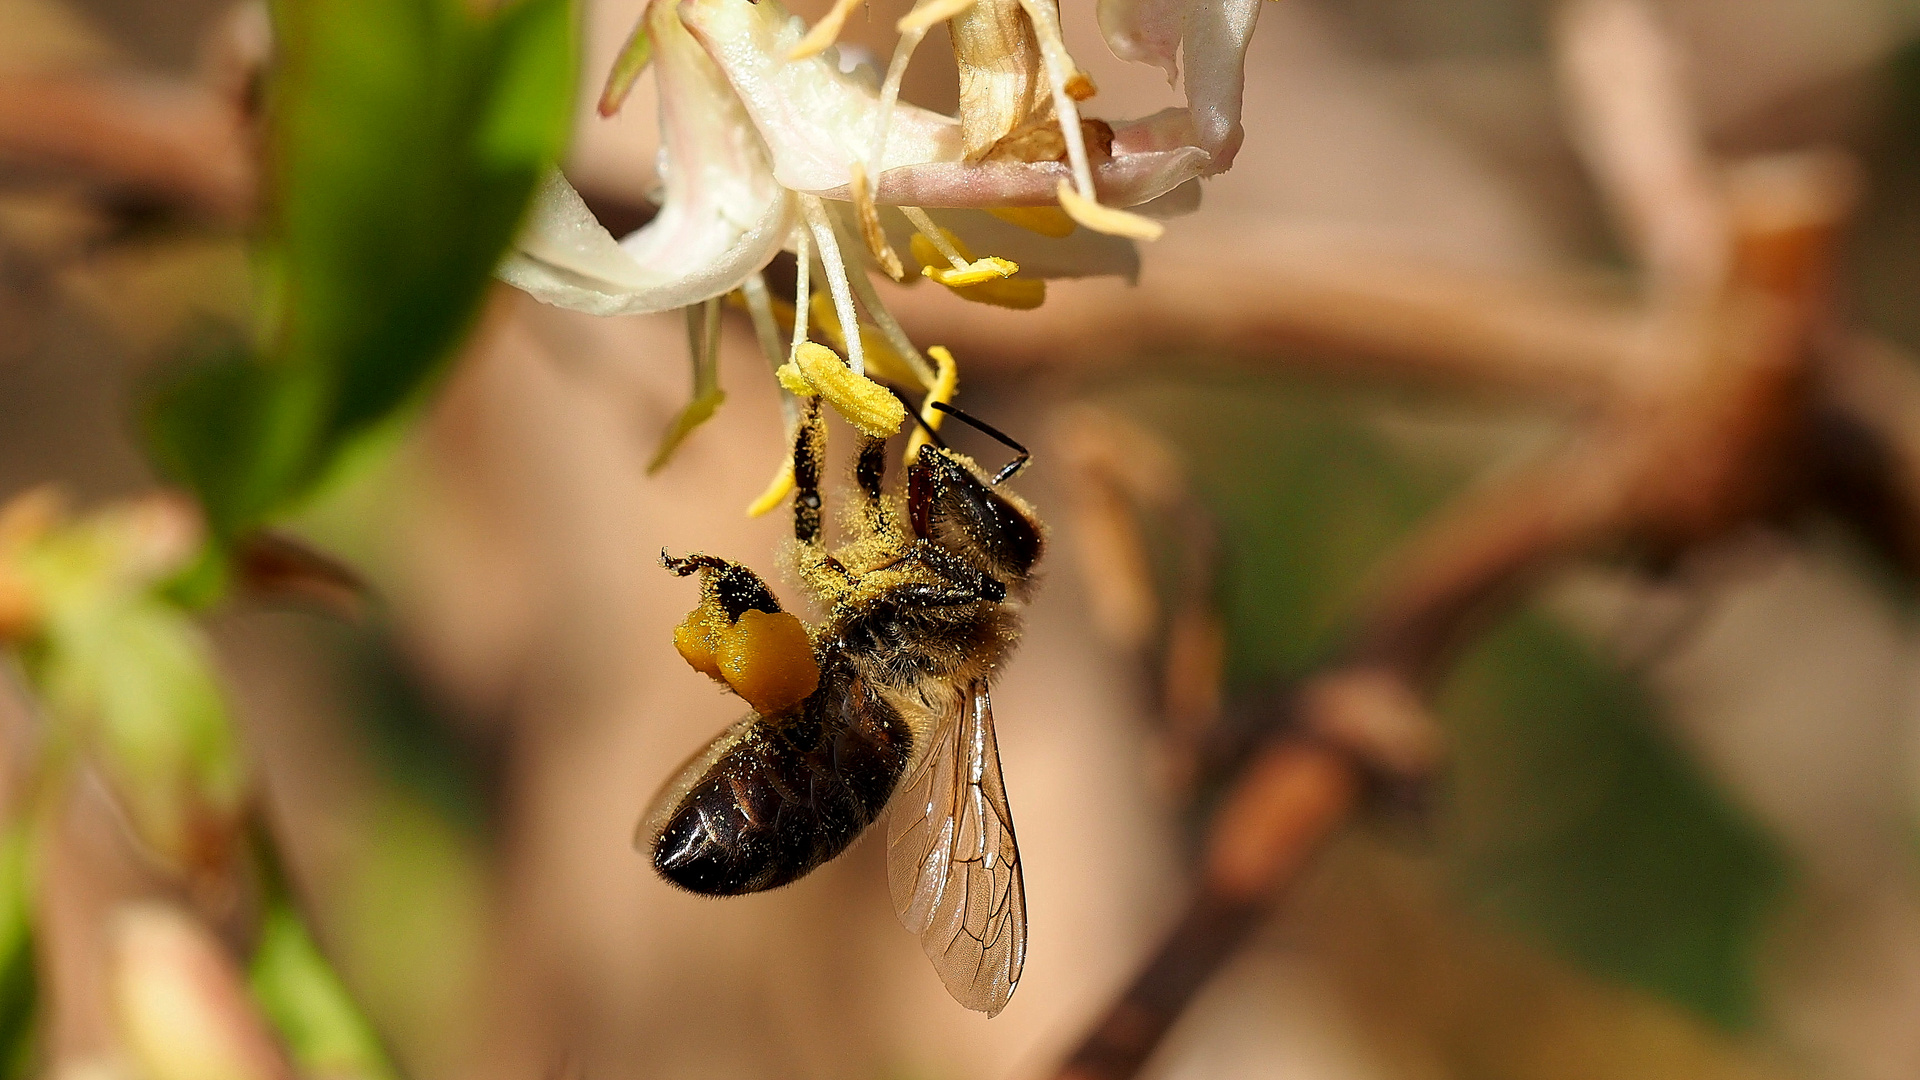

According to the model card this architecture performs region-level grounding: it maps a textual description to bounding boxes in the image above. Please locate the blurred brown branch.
[0,73,255,225]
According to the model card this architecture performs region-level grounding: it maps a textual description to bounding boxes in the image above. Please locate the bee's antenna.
[930,401,1030,484]
[886,387,949,451]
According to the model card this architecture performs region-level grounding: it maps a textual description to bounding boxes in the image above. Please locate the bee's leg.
[853,434,902,544]
[660,551,784,617]
[792,396,826,547]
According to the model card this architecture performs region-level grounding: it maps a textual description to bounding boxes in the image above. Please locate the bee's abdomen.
[651,667,910,895]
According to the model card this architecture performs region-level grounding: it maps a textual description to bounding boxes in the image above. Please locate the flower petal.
[1178,0,1263,173]
[678,0,965,193]
[861,143,1210,208]
[1096,0,1194,84]
[502,0,793,315]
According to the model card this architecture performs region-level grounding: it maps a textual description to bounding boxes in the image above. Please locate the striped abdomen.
[650,658,913,894]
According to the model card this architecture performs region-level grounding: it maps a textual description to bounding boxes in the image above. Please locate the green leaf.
[0,831,35,1080]
[12,505,246,867]
[251,901,398,1080]
[146,0,577,540]
[1436,610,1787,1029]
[33,598,245,867]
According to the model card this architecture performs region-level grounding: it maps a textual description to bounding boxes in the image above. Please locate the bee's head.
[908,445,1044,585]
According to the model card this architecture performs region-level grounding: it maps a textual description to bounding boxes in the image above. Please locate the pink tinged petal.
[1177,0,1263,173]
[860,144,1210,208]
[502,0,793,315]
[1096,0,1196,85]
[677,0,964,193]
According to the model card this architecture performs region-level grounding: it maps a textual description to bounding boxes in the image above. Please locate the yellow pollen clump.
[674,602,821,715]
[717,610,820,715]
[672,603,726,679]
[788,342,908,438]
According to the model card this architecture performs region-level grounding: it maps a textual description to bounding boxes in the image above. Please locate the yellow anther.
[776,360,814,397]
[1056,178,1164,241]
[848,163,906,281]
[909,229,1045,308]
[951,277,1046,309]
[790,342,907,438]
[806,293,920,387]
[746,457,796,518]
[897,0,975,32]
[907,346,959,463]
[909,228,1020,286]
[789,0,866,60]
[987,205,1077,238]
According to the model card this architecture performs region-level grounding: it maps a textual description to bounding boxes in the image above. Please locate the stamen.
[789,0,866,60]
[799,196,866,376]
[789,225,812,356]
[599,17,654,117]
[1010,0,1163,240]
[741,274,798,518]
[905,225,1043,308]
[848,163,905,280]
[808,292,919,387]
[901,206,970,269]
[838,244,937,388]
[906,346,960,463]
[782,342,907,438]
[897,0,976,33]
[987,205,1076,237]
[746,460,796,518]
[648,299,728,474]
[741,276,785,376]
[1011,0,1095,197]
[866,23,925,181]
[1057,179,1164,240]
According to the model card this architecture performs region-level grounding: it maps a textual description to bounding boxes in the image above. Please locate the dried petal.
[849,162,906,280]
[949,0,1054,161]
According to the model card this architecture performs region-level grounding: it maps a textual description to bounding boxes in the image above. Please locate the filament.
[790,224,812,357]
[901,206,969,269]
[1013,0,1095,198]
[801,195,866,377]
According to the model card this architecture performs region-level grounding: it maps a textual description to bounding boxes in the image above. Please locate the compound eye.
[911,449,1042,580]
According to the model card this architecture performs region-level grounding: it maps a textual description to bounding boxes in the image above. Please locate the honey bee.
[639,398,1044,1016]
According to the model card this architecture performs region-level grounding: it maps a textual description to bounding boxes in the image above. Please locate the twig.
[0,74,254,224]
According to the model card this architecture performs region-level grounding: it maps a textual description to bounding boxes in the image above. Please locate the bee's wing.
[886,680,1026,1016]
